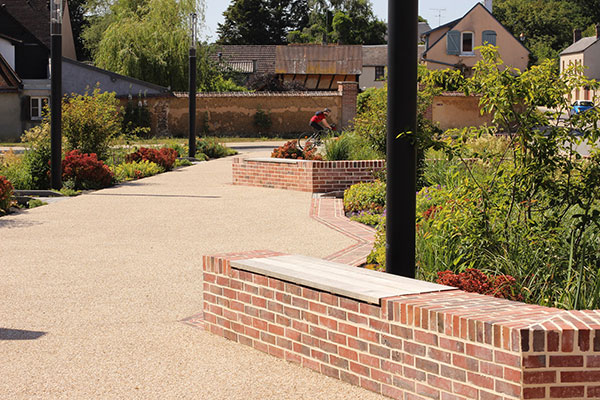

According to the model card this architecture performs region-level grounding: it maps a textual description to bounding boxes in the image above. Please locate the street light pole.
[386,0,417,277]
[188,12,197,159]
[50,0,63,190]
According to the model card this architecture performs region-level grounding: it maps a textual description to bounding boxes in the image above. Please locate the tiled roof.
[1,0,51,48]
[0,52,21,91]
[362,45,387,67]
[560,36,600,55]
[212,45,277,74]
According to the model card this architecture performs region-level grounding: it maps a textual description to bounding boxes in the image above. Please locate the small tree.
[62,87,122,160]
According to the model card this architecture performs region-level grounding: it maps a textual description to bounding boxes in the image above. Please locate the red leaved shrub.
[125,147,178,171]
[436,269,523,301]
[271,140,322,160]
[0,175,13,214]
[62,150,114,190]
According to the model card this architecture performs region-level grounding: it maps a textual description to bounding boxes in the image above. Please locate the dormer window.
[462,32,474,54]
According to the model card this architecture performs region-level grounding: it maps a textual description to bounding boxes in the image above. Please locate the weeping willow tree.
[92,0,204,91]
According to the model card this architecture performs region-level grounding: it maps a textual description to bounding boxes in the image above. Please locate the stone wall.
[128,82,358,137]
[203,252,600,400]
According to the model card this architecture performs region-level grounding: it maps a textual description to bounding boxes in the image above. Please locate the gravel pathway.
[0,150,386,399]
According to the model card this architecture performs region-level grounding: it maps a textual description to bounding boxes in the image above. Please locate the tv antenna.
[430,8,446,26]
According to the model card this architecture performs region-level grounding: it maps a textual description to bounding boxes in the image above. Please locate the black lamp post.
[50,0,63,189]
[188,12,197,159]
[386,0,417,277]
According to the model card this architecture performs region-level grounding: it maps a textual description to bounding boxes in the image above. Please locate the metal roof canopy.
[275,45,362,75]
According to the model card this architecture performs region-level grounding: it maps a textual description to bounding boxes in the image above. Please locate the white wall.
[0,38,15,70]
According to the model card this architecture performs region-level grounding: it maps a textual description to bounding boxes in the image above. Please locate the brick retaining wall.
[203,252,600,399]
[232,157,385,193]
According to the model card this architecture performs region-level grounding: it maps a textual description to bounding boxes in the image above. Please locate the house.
[0,0,169,141]
[421,1,529,76]
[559,27,600,102]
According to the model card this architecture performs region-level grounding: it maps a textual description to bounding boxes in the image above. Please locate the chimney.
[574,29,582,43]
[484,0,493,12]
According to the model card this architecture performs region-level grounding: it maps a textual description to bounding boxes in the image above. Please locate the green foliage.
[372,46,600,310]
[493,0,593,63]
[217,0,308,44]
[113,160,163,181]
[323,134,351,160]
[91,0,203,91]
[343,180,386,214]
[196,138,238,159]
[20,124,53,190]
[349,211,381,227]
[288,0,386,45]
[174,158,193,167]
[0,150,31,190]
[122,95,152,137]
[62,87,122,160]
[254,108,272,132]
[271,140,322,160]
[27,199,46,209]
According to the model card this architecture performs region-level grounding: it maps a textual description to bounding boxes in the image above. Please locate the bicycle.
[297,124,337,152]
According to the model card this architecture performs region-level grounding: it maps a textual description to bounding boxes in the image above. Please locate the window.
[375,66,385,81]
[30,97,48,120]
[462,32,474,54]
[482,30,497,46]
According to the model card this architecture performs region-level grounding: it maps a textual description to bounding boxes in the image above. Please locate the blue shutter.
[482,30,497,46]
[447,30,460,55]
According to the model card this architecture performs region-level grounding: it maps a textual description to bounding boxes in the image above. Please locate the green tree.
[217,0,309,44]
[493,0,592,62]
[573,0,600,27]
[67,0,90,60]
[288,0,386,45]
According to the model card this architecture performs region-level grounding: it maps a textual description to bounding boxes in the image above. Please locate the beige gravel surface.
[0,150,386,399]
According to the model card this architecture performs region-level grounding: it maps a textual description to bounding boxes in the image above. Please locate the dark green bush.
[196,138,237,159]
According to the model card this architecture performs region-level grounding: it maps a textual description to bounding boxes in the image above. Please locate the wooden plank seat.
[231,254,454,305]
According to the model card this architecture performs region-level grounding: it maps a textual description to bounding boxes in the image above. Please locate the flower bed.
[232,157,385,193]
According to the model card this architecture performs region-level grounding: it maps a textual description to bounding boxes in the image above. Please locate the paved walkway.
[0,148,383,399]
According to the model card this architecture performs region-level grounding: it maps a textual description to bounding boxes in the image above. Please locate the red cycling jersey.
[310,112,326,123]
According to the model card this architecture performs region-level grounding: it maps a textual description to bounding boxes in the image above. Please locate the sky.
[200,0,480,41]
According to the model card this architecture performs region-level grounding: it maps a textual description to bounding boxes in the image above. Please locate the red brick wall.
[232,157,385,193]
[203,253,600,399]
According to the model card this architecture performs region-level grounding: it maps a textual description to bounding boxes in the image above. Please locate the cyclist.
[309,108,333,132]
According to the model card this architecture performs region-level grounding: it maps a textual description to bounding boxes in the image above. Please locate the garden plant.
[363,46,600,310]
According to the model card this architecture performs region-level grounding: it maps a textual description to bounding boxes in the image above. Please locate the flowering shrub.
[271,140,322,160]
[62,150,114,190]
[113,160,162,181]
[125,147,177,171]
[0,175,14,214]
[436,269,523,302]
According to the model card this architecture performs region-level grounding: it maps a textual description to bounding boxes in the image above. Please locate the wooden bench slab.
[231,255,454,304]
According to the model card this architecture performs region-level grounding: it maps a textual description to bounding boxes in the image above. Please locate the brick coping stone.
[203,250,600,400]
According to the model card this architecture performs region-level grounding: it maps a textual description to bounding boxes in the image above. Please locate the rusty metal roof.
[275,45,362,75]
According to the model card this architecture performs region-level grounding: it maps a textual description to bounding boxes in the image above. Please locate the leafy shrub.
[196,138,238,159]
[62,150,114,190]
[271,140,322,160]
[62,87,122,160]
[323,135,351,160]
[343,181,386,214]
[0,150,31,190]
[246,73,306,91]
[174,158,193,168]
[21,123,53,190]
[0,175,14,214]
[349,210,382,227]
[125,147,178,171]
[436,269,523,301]
[113,160,162,181]
[27,199,46,209]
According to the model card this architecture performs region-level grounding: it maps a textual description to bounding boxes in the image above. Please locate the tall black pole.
[189,47,197,158]
[50,1,62,190]
[386,0,417,277]
[188,13,197,158]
